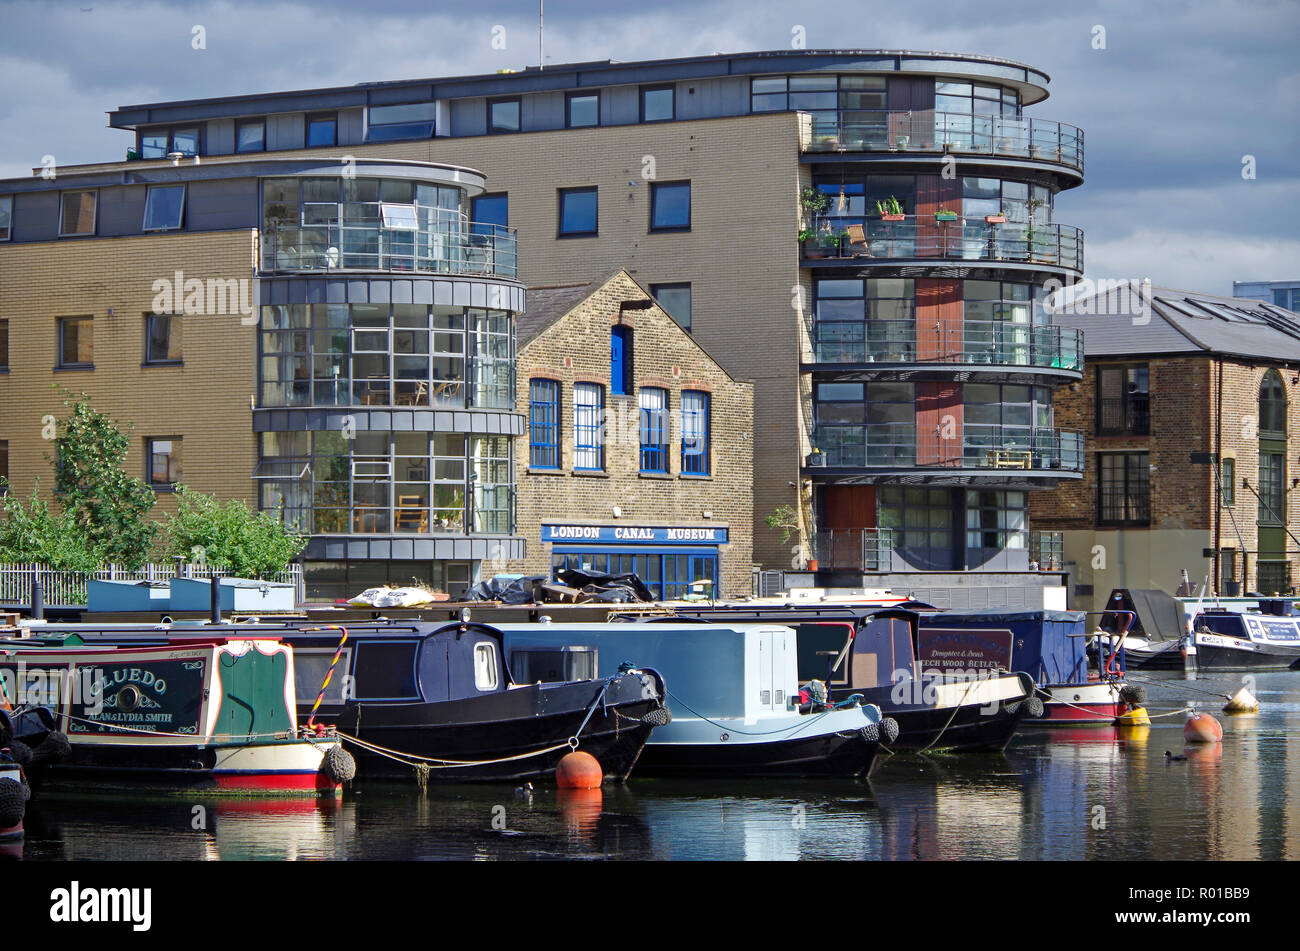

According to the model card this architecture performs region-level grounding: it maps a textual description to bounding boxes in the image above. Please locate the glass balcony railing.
[809,319,1083,371]
[809,423,1084,473]
[801,215,1083,272]
[800,110,1084,172]
[260,210,518,280]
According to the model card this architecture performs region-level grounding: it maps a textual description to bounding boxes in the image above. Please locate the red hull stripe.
[1042,702,1123,723]
[213,772,339,791]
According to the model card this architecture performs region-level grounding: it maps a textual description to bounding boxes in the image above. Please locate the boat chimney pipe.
[210,575,221,624]
[30,576,44,620]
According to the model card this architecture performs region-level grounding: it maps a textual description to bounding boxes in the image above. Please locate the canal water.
[15,670,1300,861]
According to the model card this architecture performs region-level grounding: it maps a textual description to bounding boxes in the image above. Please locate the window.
[878,486,956,571]
[965,489,1028,564]
[650,181,691,231]
[640,85,675,122]
[639,388,669,473]
[1260,370,1287,435]
[1221,457,1235,505]
[57,316,93,368]
[235,119,266,153]
[474,642,499,690]
[140,127,199,159]
[651,283,691,332]
[59,190,96,236]
[529,379,560,469]
[148,438,182,489]
[366,102,436,142]
[566,92,599,128]
[558,186,598,237]
[1097,452,1150,525]
[611,325,633,396]
[472,193,508,228]
[488,98,521,134]
[935,81,1020,117]
[1096,365,1150,436]
[0,319,8,369]
[1259,452,1285,524]
[142,184,185,231]
[682,390,710,475]
[574,383,605,470]
[144,313,182,364]
[306,113,337,147]
[0,195,11,241]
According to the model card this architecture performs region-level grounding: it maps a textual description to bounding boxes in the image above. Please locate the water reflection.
[14,671,1300,861]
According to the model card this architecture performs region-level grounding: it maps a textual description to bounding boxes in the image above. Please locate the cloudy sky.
[1,0,1296,295]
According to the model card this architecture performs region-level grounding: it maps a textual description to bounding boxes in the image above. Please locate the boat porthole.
[1073,694,1080,701]
[720,733,729,742]
[118,685,143,713]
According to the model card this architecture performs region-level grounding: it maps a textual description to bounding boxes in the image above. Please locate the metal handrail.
[811,422,1085,471]
[809,319,1083,370]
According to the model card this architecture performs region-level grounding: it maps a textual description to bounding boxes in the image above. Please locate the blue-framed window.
[641,85,675,122]
[611,325,632,395]
[306,113,337,147]
[566,92,600,128]
[682,390,710,475]
[650,181,691,231]
[558,187,598,237]
[639,387,669,473]
[574,382,605,470]
[488,97,521,134]
[529,378,560,469]
[551,548,718,601]
[651,283,691,331]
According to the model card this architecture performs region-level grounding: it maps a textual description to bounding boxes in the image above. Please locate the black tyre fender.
[878,717,900,745]
[1118,684,1147,708]
[0,778,24,828]
[1024,696,1046,719]
[859,722,880,744]
[641,706,672,727]
[322,744,357,784]
[31,731,70,765]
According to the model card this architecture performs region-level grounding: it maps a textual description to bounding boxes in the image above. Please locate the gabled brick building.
[1034,283,1300,611]
[510,269,753,597]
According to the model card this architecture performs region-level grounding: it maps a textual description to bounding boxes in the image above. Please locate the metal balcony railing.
[814,529,897,572]
[809,319,1083,371]
[1029,530,1065,571]
[801,214,1083,272]
[800,110,1084,172]
[809,423,1085,473]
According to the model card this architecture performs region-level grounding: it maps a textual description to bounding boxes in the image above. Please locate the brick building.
[1033,283,1300,611]
[512,269,753,597]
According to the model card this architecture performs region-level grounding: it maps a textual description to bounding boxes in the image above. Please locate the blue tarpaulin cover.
[918,610,1088,686]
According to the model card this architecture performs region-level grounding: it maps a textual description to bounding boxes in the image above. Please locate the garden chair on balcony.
[843,224,872,258]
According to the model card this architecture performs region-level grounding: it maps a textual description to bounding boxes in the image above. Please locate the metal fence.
[0,563,305,608]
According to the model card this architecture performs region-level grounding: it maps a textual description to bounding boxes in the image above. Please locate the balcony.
[799,111,1084,173]
[801,215,1083,273]
[1029,530,1065,571]
[815,528,896,572]
[813,528,1063,573]
[809,423,1084,475]
[259,211,518,280]
[808,319,1083,372]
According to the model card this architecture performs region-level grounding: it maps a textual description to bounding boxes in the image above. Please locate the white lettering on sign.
[547,526,601,539]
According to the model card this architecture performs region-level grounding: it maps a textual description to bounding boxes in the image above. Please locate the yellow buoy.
[1223,687,1259,714]
[1118,705,1151,726]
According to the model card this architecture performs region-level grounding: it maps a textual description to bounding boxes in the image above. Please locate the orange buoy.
[555,750,604,789]
[1183,712,1224,744]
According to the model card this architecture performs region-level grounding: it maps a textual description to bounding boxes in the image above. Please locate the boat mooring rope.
[662,688,844,738]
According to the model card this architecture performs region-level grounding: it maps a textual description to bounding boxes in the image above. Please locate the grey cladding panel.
[207,119,235,155]
[676,77,749,119]
[338,108,364,146]
[13,191,60,242]
[524,91,565,131]
[97,185,147,237]
[451,98,487,136]
[269,114,305,151]
[186,179,258,231]
[604,86,638,125]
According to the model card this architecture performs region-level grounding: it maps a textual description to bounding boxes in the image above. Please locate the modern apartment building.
[0,155,527,601]
[1235,279,1300,314]
[2,48,1087,601]
[1033,283,1300,611]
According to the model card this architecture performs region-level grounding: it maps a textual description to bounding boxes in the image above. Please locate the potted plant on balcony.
[806,447,826,467]
[800,185,830,223]
[935,206,959,223]
[799,228,815,255]
[985,208,1007,224]
[876,196,905,222]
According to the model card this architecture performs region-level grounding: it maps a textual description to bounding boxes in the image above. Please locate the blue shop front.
[541,524,729,600]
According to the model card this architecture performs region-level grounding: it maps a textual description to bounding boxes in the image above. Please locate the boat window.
[352,641,420,699]
[292,647,354,704]
[474,642,499,691]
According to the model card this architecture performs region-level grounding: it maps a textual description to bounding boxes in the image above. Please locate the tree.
[765,504,802,544]
[48,391,158,567]
[0,482,99,571]
[157,486,307,578]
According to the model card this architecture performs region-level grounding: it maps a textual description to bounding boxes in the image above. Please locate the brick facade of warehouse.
[511,269,754,597]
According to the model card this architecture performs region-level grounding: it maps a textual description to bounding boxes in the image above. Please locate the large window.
[639,388,669,473]
[472,193,508,229]
[682,390,710,476]
[640,85,675,122]
[812,277,915,363]
[0,195,11,241]
[147,438,182,489]
[306,113,338,147]
[1221,457,1235,506]
[558,187,598,237]
[1098,452,1150,525]
[935,81,1020,117]
[529,379,560,469]
[57,316,93,368]
[1258,452,1285,524]
[366,102,437,142]
[650,181,691,231]
[566,92,599,128]
[611,325,632,396]
[1096,365,1150,436]
[142,185,185,231]
[651,283,691,332]
[236,119,266,153]
[144,313,182,364]
[1260,370,1287,435]
[812,381,915,467]
[574,383,605,471]
[140,127,199,159]
[488,98,521,134]
[59,190,96,236]
[472,435,513,534]
[966,490,1028,565]
[878,486,955,571]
